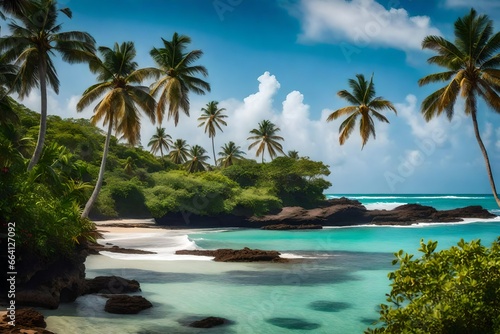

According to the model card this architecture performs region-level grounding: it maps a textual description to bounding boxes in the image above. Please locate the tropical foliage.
[248,119,285,163]
[367,238,500,333]
[418,8,500,207]
[198,101,227,165]
[150,32,210,125]
[326,74,397,148]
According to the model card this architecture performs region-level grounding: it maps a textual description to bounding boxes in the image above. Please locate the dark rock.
[176,247,287,262]
[1,308,55,333]
[434,205,495,220]
[84,276,140,295]
[266,317,321,330]
[104,295,153,314]
[13,241,89,309]
[261,224,323,230]
[189,316,227,328]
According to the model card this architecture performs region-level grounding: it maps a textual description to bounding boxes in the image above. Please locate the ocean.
[44,194,500,333]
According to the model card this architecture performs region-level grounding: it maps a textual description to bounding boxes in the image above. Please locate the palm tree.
[217,141,245,168]
[247,119,285,163]
[198,101,227,165]
[185,145,209,173]
[326,74,397,148]
[169,139,190,164]
[76,41,157,218]
[0,0,96,170]
[287,150,300,160]
[148,127,172,158]
[150,32,211,125]
[418,8,500,207]
[123,156,135,175]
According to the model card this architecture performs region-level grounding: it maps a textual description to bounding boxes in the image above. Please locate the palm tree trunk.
[160,145,164,159]
[212,137,216,167]
[81,119,113,218]
[471,111,500,207]
[27,59,48,171]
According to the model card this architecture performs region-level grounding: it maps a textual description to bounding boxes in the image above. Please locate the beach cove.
[41,195,500,334]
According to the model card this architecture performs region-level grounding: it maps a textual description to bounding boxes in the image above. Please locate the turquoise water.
[44,195,500,333]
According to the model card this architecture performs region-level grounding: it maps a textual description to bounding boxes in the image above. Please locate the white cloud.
[296,0,441,51]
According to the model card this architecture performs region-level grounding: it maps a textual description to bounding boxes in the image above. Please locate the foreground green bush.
[367,238,500,334]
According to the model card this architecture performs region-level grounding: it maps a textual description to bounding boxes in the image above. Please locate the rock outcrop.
[261,224,323,230]
[156,197,496,228]
[104,295,153,314]
[0,308,55,334]
[175,247,287,262]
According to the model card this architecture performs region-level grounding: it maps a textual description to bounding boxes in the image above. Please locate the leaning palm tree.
[419,8,500,207]
[150,32,211,125]
[169,139,190,164]
[326,74,397,148]
[0,0,96,170]
[76,41,157,218]
[247,120,285,163]
[198,101,227,165]
[185,145,210,173]
[148,127,172,158]
[217,141,245,168]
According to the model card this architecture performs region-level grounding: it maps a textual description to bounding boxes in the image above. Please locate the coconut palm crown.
[218,141,245,168]
[418,8,500,206]
[169,139,190,164]
[185,144,209,173]
[326,73,396,149]
[148,127,172,158]
[150,32,210,125]
[247,119,285,163]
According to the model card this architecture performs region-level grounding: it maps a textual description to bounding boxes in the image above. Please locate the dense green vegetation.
[367,239,500,333]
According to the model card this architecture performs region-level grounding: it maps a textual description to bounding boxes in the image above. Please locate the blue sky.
[7,0,500,194]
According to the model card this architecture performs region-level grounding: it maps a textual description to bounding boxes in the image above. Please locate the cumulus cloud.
[295,0,441,51]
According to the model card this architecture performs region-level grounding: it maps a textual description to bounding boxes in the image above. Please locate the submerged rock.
[84,276,140,295]
[189,316,227,328]
[175,247,287,262]
[266,317,321,330]
[104,295,152,314]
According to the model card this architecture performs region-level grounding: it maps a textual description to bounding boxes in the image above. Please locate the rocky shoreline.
[155,197,496,228]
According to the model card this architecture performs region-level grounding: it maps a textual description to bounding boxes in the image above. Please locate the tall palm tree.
[198,101,227,165]
[326,74,397,148]
[169,139,190,164]
[76,41,157,218]
[148,127,172,158]
[0,0,96,170]
[247,120,285,163]
[217,141,245,168]
[418,8,500,207]
[149,32,211,125]
[185,144,209,173]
